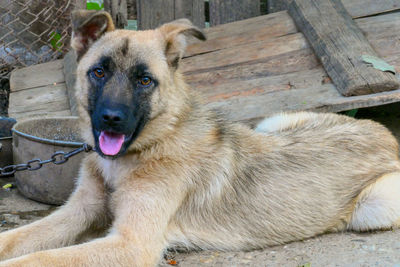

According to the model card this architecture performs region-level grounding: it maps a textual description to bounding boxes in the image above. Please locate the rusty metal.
[0,143,92,176]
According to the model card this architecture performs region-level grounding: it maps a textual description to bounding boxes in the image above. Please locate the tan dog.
[1,10,400,266]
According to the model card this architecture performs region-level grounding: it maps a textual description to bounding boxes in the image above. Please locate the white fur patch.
[98,157,117,185]
[349,172,400,231]
[255,114,289,133]
[255,112,316,133]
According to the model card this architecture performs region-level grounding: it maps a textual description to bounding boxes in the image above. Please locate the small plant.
[86,0,104,11]
[49,31,62,52]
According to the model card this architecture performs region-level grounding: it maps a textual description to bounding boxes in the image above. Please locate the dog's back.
[166,110,400,250]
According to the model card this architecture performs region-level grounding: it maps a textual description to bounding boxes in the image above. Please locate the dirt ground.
[2,103,400,266]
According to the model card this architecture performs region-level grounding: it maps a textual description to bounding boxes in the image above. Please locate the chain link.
[0,144,93,177]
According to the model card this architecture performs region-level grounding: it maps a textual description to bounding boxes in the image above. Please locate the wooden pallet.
[183,11,400,125]
[9,9,400,126]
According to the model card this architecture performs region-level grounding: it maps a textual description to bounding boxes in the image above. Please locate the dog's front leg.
[0,175,185,267]
[0,157,107,261]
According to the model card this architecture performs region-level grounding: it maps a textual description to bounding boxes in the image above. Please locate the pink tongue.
[99,131,125,156]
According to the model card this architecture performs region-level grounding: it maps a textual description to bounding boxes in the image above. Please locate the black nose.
[101,109,125,125]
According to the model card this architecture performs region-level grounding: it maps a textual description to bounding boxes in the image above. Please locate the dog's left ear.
[158,19,206,69]
[71,10,115,60]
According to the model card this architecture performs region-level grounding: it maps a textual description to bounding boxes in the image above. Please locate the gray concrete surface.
[2,103,400,266]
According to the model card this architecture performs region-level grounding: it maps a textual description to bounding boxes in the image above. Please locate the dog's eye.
[138,76,152,87]
[93,68,105,79]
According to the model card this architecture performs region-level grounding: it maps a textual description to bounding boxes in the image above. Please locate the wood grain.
[10,60,64,92]
[185,11,297,57]
[137,0,175,30]
[342,0,400,18]
[9,83,71,119]
[185,48,320,88]
[267,0,400,18]
[267,0,287,13]
[209,0,260,26]
[137,0,205,30]
[174,0,205,28]
[104,0,128,28]
[286,0,399,96]
[183,33,308,73]
[63,51,79,116]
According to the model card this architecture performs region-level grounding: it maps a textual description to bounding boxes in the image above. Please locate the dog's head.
[71,10,205,158]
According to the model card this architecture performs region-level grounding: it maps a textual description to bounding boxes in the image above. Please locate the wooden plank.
[137,0,205,30]
[105,0,128,28]
[184,12,400,87]
[185,11,297,57]
[267,0,400,18]
[286,0,399,96]
[8,83,71,119]
[209,0,260,26]
[185,48,320,88]
[137,0,174,30]
[200,68,329,101]
[174,0,205,28]
[357,13,400,59]
[10,60,64,92]
[342,0,400,19]
[183,33,309,73]
[204,74,400,127]
[267,0,287,13]
[63,51,79,116]
[205,11,295,40]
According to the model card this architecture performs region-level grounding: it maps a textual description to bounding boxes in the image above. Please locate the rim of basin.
[12,116,84,147]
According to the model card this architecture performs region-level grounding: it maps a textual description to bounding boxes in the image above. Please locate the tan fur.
[1,12,400,266]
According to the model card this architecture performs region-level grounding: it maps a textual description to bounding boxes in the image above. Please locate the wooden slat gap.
[10,81,66,94]
[353,9,400,19]
[185,30,300,58]
[183,48,225,60]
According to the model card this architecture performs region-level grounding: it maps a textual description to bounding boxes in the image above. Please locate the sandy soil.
[2,103,400,267]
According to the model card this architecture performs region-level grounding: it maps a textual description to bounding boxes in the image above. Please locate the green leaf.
[49,31,62,52]
[299,263,311,267]
[362,55,396,74]
[86,2,104,10]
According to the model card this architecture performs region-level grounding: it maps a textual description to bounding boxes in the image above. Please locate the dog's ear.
[71,10,115,60]
[158,19,206,69]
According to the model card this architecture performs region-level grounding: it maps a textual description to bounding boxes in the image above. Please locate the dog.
[1,10,400,266]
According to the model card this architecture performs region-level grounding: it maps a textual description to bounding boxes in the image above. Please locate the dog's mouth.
[99,131,126,156]
[93,130,134,158]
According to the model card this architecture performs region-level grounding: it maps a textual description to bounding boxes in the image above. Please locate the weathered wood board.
[343,0,400,18]
[9,10,400,127]
[137,0,205,29]
[63,51,79,116]
[9,60,71,119]
[267,0,400,19]
[286,0,398,96]
[182,11,400,125]
[9,83,71,119]
[209,0,260,26]
[10,60,65,92]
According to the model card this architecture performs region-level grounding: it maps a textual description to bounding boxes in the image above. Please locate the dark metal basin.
[12,117,84,205]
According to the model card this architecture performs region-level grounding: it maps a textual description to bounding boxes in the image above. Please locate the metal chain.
[0,144,93,177]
